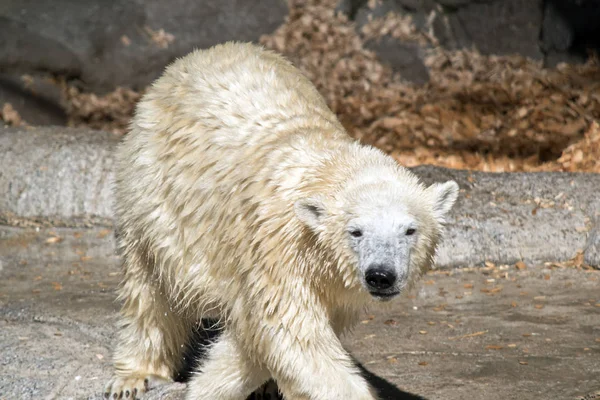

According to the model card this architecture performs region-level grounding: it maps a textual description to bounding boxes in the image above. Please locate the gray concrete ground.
[1,226,598,400]
[1,126,599,399]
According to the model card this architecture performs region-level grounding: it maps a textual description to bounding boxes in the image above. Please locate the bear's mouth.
[369,291,400,301]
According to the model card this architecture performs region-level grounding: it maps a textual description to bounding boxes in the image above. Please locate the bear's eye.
[350,229,363,238]
[405,228,416,236]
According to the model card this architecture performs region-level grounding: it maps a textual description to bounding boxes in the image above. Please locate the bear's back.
[114,43,352,282]
[134,42,340,150]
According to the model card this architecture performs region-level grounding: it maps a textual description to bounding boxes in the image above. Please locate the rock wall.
[2,0,599,121]
[338,0,600,83]
[0,0,288,124]
[0,0,288,92]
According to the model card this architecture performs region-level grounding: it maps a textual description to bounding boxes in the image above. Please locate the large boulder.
[0,0,288,93]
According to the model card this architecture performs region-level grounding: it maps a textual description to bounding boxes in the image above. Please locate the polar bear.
[105,42,459,400]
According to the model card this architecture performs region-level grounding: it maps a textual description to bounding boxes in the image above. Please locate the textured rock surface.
[363,37,431,85]
[1,126,598,268]
[339,0,600,82]
[0,74,66,126]
[435,0,543,59]
[413,166,600,268]
[0,0,288,93]
[0,126,118,226]
[542,0,600,66]
[0,226,598,399]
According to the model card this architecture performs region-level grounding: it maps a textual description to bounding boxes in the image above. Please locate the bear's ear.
[294,197,327,232]
[428,180,459,223]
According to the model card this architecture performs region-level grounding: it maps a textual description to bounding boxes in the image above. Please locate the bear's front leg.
[186,330,271,400]
[261,319,378,400]
[105,270,191,399]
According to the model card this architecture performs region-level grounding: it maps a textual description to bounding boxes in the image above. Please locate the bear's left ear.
[428,180,459,223]
[294,197,327,232]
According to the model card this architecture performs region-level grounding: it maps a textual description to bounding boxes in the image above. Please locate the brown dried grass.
[259,0,600,173]
[61,85,141,135]
[0,103,25,127]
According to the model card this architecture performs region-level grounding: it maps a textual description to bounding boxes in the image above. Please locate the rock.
[341,0,600,77]
[1,126,598,268]
[541,1,574,53]
[341,0,546,84]
[0,126,118,226]
[413,166,600,268]
[435,0,471,6]
[542,49,587,69]
[0,0,288,93]
[335,0,367,19]
[584,205,600,267]
[353,0,404,24]
[363,37,431,85]
[434,0,544,60]
[353,1,432,84]
[541,0,600,66]
[0,74,67,126]
[349,0,431,84]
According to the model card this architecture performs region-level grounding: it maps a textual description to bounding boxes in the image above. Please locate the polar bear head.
[294,164,459,302]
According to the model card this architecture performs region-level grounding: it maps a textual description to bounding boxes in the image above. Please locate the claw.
[104,374,170,400]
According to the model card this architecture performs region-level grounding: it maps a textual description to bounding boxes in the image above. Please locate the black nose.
[365,267,396,290]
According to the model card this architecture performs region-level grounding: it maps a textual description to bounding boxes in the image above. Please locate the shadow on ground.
[178,320,427,400]
[359,363,427,400]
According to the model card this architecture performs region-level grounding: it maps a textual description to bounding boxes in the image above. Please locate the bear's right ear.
[294,197,327,232]
[428,180,459,224]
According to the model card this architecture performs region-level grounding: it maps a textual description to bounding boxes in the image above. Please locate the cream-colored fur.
[105,42,458,400]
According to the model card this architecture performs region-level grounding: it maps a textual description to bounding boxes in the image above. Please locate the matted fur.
[106,42,458,400]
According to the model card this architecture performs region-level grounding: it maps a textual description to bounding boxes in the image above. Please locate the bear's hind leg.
[105,267,191,399]
[186,330,270,400]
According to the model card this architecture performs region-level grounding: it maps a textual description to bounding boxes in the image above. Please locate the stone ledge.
[1,126,598,268]
[0,126,119,224]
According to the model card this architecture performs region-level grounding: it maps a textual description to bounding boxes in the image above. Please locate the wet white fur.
[106,42,458,400]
